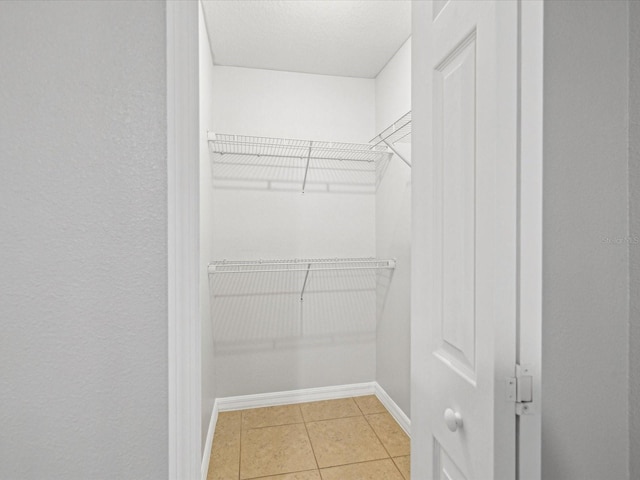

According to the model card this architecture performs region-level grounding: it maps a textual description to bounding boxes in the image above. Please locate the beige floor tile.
[392,456,410,480]
[240,423,317,479]
[353,395,387,415]
[242,404,304,430]
[258,471,321,480]
[207,416,241,480]
[299,398,361,422]
[320,459,405,480]
[365,413,410,457]
[216,411,242,433]
[306,416,388,468]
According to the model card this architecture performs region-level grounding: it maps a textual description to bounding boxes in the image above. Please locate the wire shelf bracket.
[370,111,411,168]
[300,263,312,301]
[209,257,396,301]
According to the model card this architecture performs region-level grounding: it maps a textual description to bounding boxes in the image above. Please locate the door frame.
[517,1,543,479]
[167,1,201,479]
[166,0,543,478]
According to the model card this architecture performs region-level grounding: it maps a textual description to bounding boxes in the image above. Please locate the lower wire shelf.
[208,257,396,344]
[208,257,396,301]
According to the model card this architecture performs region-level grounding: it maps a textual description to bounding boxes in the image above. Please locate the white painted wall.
[0,1,167,478]
[543,2,630,479]
[630,1,640,478]
[374,38,412,418]
[209,66,377,397]
[199,3,216,458]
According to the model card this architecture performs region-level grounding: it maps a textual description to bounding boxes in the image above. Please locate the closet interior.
[199,1,412,477]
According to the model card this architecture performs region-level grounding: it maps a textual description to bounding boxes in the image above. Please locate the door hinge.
[506,364,534,415]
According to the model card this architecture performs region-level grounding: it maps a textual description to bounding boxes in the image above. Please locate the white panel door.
[412,1,519,479]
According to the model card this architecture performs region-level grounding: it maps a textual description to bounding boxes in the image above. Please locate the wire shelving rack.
[209,257,396,301]
[208,133,393,193]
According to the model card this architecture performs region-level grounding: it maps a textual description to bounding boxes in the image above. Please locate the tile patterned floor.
[206,395,410,480]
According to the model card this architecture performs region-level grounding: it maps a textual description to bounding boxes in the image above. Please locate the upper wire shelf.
[208,133,392,193]
[370,111,411,168]
[208,257,396,275]
[371,111,412,146]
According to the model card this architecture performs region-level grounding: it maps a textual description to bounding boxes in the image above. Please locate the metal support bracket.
[300,263,311,301]
[506,364,534,415]
[380,137,411,168]
[301,142,313,193]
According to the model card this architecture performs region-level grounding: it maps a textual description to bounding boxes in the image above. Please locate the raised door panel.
[433,33,477,384]
[434,440,467,480]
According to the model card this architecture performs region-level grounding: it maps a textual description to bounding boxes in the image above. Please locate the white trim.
[517,1,543,479]
[200,402,219,480]
[212,382,410,434]
[167,1,201,479]
[374,383,411,436]
[216,382,376,412]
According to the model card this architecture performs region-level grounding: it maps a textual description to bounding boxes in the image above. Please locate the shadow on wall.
[209,267,395,354]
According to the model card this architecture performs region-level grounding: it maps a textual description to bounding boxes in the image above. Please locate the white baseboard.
[200,401,218,480]
[374,383,411,436]
[215,382,377,412]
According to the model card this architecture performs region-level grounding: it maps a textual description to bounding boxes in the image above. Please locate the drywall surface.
[374,38,411,418]
[0,1,167,479]
[211,66,375,142]
[542,2,629,479]
[630,1,640,478]
[409,4,432,478]
[209,66,377,397]
[200,4,216,457]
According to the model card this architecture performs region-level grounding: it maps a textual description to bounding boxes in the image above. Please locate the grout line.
[319,457,403,472]
[353,395,387,417]
[353,396,367,415]
[300,393,364,423]
[302,412,364,425]
[238,411,242,480]
[243,469,320,480]
[362,409,393,460]
[322,458,391,468]
[389,456,407,480]
[363,409,410,476]
[301,403,321,473]
[391,456,410,480]
[242,419,306,431]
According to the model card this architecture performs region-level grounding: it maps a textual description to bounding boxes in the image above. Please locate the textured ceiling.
[201,0,411,79]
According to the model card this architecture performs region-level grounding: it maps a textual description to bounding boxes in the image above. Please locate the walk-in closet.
[199,2,412,478]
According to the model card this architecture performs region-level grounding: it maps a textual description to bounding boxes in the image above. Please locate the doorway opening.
[167,1,543,479]
[198,2,413,479]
